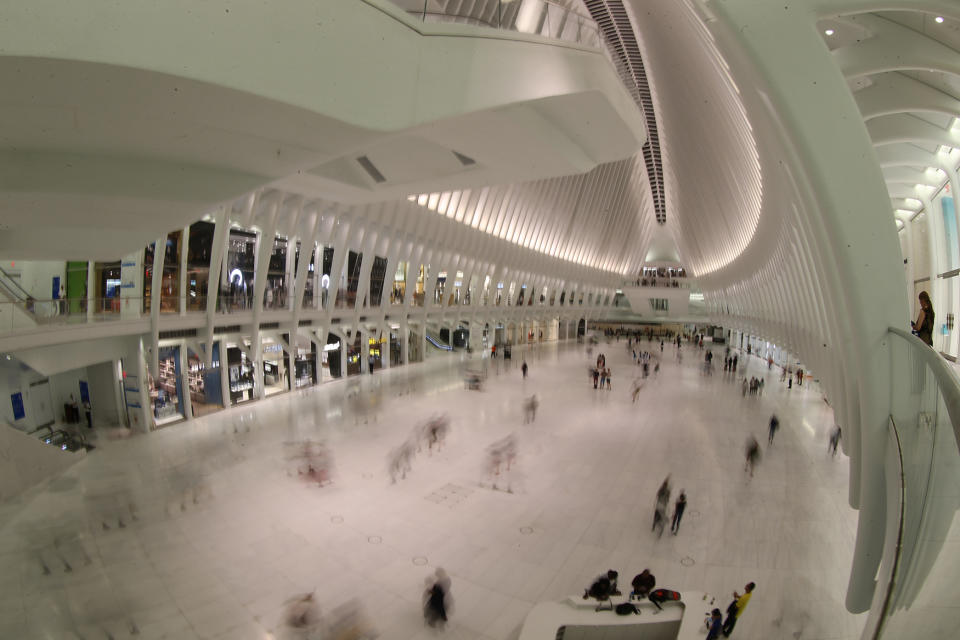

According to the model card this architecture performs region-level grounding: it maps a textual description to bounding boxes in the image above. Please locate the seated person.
[648,588,681,611]
[583,570,619,600]
[631,569,656,600]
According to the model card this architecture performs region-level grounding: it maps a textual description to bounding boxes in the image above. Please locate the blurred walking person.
[671,490,687,534]
[829,425,841,457]
[767,414,779,445]
[744,436,761,478]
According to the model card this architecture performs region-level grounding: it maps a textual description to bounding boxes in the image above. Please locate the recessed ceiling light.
[935,16,945,24]
[824,28,835,36]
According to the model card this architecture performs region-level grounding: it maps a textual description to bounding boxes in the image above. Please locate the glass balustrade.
[391,0,600,48]
[864,328,960,639]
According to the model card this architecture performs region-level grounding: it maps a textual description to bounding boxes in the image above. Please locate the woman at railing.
[910,290,934,346]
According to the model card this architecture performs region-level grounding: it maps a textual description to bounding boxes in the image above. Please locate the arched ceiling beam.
[833,14,960,79]
[866,113,960,148]
[811,1,960,18]
[875,143,942,167]
[855,72,960,120]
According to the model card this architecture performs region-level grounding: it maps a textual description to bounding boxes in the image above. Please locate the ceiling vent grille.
[357,155,387,183]
[583,0,666,225]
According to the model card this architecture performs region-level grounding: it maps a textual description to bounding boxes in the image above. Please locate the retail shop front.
[261,341,288,396]
[226,344,256,404]
[186,344,223,417]
[150,346,184,427]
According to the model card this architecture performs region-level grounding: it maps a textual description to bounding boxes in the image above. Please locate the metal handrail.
[888,326,960,457]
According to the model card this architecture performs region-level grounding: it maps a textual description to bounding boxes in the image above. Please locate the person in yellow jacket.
[721,582,755,636]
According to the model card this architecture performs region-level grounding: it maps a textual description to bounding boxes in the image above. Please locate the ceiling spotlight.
[824,28,835,36]
[935,16,945,24]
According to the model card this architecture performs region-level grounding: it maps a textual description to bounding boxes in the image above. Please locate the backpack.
[615,602,639,615]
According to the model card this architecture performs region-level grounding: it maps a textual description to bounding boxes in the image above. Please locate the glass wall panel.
[226,345,256,403]
[186,343,222,417]
[187,221,214,312]
[223,230,256,311]
[150,346,184,426]
[937,189,958,271]
[392,262,406,304]
[369,256,388,307]
[265,237,288,310]
[95,261,122,314]
[262,341,287,396]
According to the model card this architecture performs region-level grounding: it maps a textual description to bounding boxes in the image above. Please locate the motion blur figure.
[485,434,518,491]
[653,476,671,537]
[282,591,322,638]
[326,598,378,640]
[422,414,450,454]
[423,568,453,628]
[388,437,416,483]
[829,425,842,456]
[523,395,539,423]
[744,436,761,478]
[296,440,333,487]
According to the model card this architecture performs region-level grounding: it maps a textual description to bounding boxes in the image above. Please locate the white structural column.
[178,342,192,420]
[149,235,166,379]
[203,206,229,369]
[85,260,95,321]
[251,195,281,400]
[179,225,189,316]
[703,0,909,614]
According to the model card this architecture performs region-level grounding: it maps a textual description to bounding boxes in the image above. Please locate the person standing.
[706,608,724,640]
[722,582,755,636]
[912,290,935,346]
[671,491,687,534]
[767,414,779,445]
[83,399,92,430]
[521,360,528,378]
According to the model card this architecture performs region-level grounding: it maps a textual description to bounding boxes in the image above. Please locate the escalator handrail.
[0,266,33,303]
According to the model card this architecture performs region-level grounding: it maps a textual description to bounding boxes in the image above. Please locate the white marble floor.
[0,340,866,640]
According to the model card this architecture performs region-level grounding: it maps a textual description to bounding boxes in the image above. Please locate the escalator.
[426,331,453,351]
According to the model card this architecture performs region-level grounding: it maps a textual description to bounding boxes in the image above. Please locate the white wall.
[49,368,88,423]
[0,260,65,300]
[86,361,120,426]
[0,423,84,502]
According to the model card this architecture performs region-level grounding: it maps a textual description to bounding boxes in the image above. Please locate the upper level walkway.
[0,0,645,261]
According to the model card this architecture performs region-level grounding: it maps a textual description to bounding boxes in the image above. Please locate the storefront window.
[321,247,334,308]
[142,232,181,313]
[151,346,184,426]
[294,343,318,388]
[186,344,222,417]
[227,345,256,403]
[95,261,122,314]
[323,333,342,378]
[187,222,215,312]
[222,231,256,311]
[341,251,362,308]
[369,256,388,307]
[265,237,288,310]
[392,262,406,304]
[262,341,288,396]
[302,244,317,309]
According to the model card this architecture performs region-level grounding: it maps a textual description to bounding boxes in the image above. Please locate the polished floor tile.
[1,340,866,639]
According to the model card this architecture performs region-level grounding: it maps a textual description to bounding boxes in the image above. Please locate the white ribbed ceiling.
[406,155,656,275]
[625,0,762,277]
